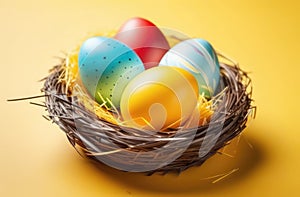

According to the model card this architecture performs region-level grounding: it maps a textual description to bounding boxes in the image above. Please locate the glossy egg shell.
[159,38,220,98]
[114,17,170,70]
[120,66,199,131]
[78,36,144,108]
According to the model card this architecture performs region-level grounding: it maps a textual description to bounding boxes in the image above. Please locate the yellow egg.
[120,66,199,131]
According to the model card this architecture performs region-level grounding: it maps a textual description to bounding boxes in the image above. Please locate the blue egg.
[78,36,144,108]
[159,38,220,98]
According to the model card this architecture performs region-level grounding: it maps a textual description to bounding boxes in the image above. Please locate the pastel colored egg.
[78,36,144,108]
[120,66,199,131]
[114,17,170,70]
[159,38,220,98]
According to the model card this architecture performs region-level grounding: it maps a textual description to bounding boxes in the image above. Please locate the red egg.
[114,17,170,69]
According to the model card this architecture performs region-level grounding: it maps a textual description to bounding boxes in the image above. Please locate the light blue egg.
[78,36,144,108]
[159,38,220,98]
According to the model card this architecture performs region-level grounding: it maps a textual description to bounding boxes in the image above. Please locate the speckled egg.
[78,36,144,108]
[159,38,220,98]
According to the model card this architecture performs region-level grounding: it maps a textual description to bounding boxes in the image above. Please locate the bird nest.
[41,41,255,175]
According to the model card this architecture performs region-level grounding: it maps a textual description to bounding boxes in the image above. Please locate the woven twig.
[42,52,254,174]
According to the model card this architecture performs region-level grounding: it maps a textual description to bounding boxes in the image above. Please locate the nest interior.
[43,51,254,175]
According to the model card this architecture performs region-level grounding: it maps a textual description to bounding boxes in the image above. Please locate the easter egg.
[159,38,220,98]
[114,17,170,70]
[120,66,199,131]
[78,36,144,108]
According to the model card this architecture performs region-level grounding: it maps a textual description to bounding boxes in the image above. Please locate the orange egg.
[120,66,199,131]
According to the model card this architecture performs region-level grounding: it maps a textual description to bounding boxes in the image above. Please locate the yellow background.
[1,0,300,196]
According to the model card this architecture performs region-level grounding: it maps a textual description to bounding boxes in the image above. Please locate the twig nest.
[43,18,255,174]
[43,52,254,174]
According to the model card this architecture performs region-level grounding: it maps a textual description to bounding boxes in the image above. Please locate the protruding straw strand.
[7,94,47,102]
